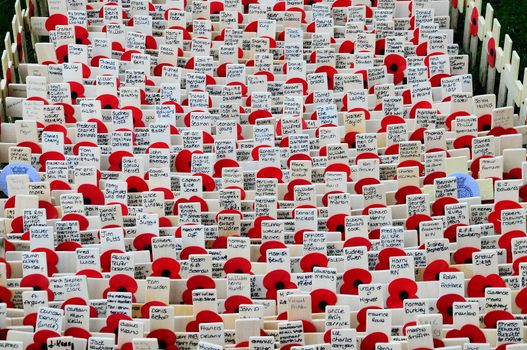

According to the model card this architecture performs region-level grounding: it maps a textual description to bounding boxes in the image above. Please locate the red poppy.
[62,297,98,318]
[375,247,406,270]
[100,249,124,272]
[224,257,252,275]
[356,306,382,332]
[326,213,348,240]
[76,269,103,278]
[133,233,156,255]
[340,269,372,295]
[104,274,138,299]
[483,310,515,328]
[224,295,252,313]
[64,327,91,339]
[45,13,68,31]
[68,81,85,104]
[126,176,149,193]
[300,252,329,272]
[173,196,208,215]
[31,247,58,276]
[384,54,407,85]
[147,329,178,350]
[97,94,119,109]
[180,246,208,260]
[310,288,337,313]
[498,230,526,263]
[263,269,297,300]
[444,223,468,243]
[436,293,466,324]
[0,286,14,307]
[182,275,216,304]
[446,324,486,343]
[194,173,216,192]
[470,7,479,37]
[515,287,527,312]
[432,197,458,216]
[405,214,432,232]
[256,166,283,183]
[77,184,104,206]
[467,274,506,297]
[394,186,422,204]
[100,313,132,334]
[258,241,287,262]
[453,247,480,264]
[423,260,459,281]
[360,332,389,350]
[151,257,181,279]
[39,151,66,171]
[108,150,133,171]
[386,278,418,308]
[513,256,527,275]
[247,216,274,239]
[141,301,167,318]
[343,237,371,250]
[26,330,61,350]
[186,310,223,332]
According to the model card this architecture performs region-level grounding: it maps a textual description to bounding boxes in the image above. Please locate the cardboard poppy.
[384,54,406,85]
[386,278,417,308]
[293,229,314,245]
[193,173,215,192]
[498,230,527,263]
[108,150,133,171]
[360,332,389,350]
[224,295,252,313]
[76,183,104,206]
[213,158,240,177]
[248,110,273,124]
[515,287,527,312]
[64,327,91,339]
[512,255,527,276]
[445,110,471,130]
[405,214,432,232]
[104,274,138,298]
[354,178,381,194]
[355,306,382,332]
[173,196,208,215]
[140,300,167,318]
[310,288,337,313]
[375,247,406,270]
[39,151,66,171]
[247,216,274,239]
[224,257,252,274]
[100,313,132,335]
[444,223,467,243]
[258,241,287,262]
[452,245,479,264]
[76,269,103,278]
[147,329,177,350]
[324,163,352,181]
[470,6,479,36]
[263,269,296,300]
[0,286,14,308]
[125,176,149,193]
[32,247,58,276]
[300,252,329,272]
[326,213,348,240]
[151,257,181,279]
[56,241,82,251]
[45,13,68,31]
[487,37,497,68]
[436,293,466,324]
[447,324,486,343]
[186,310,223,332]
[423,259,459,281]
[62,297,98,318]
[182,275,216,304]
[256,166,283,183]
[180,246,208,260]
[20,274,54,300]
[133,233,156,254]
[67,81,85,104]
[283,178,312,200]
[432,197,458,216]
[340,268,372,295]
[175,149,203,173]
[504,167,522,180]
[467,274,506,297]
[483,310,515,328]
[26,330,61,350]
[395,185,422,204]
[100,249,124,272]
[343,237,371,250]
[22,312,37,327]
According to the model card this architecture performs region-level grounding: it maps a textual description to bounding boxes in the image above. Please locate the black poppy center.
[447,306,453,316]
[117,286,128,292]
[104,104,113,109]
[234,307,240,313]
[435,272,441,281]
[390,64,398,72]
[318,300,328,311]
[235,269,244,273]
[84,197,91,205]
[129,187,138,193]
[143,244,152,253]
[161,269,171,277]
[483,285,492,291]
[275,281,285,290]
[40,343,47,350]
[465,257,472,264]
[62,55,68,63]
[490,48,495,56]
[33,286,42,291]
[353,279,363,288]
[483,124,491,131]
[71,91,78,100]
[399,291,410,300]
[76,38,82,45]
[335,224,345,234]
[472,18,477,25]
[158,340,167,349]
